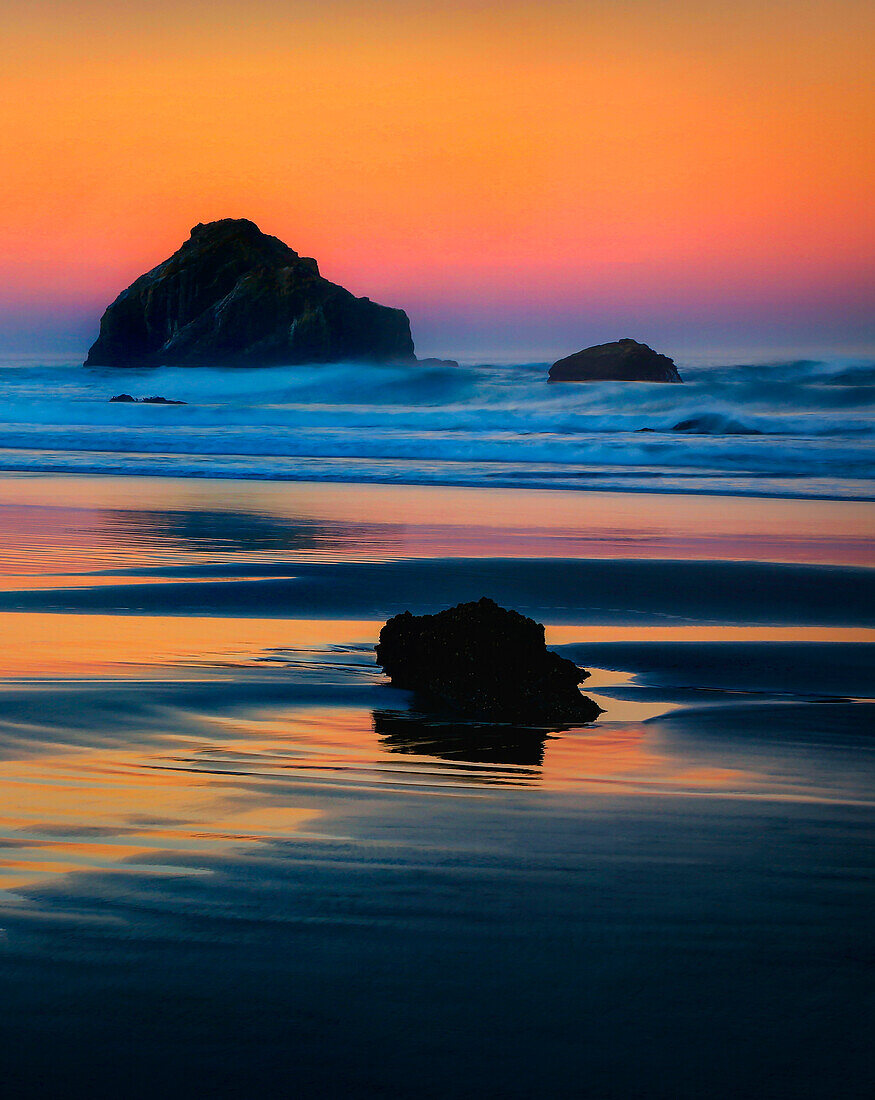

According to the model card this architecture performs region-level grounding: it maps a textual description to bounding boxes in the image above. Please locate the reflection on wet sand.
[0,475,871,1099]
[1,614,871,680]
[1,475,873,571]
[0,601,870,902]
[104,506,397,557]
[0,612,378,677]
[0,744,320,893]
[0,658,777,900]
[5,677,869,900]
[374,710,550,766]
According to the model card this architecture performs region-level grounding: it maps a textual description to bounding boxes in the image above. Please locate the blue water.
[0,355,873,498]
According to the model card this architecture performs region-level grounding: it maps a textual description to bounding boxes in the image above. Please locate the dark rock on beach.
[375,596,601,724]
[109,393,136,402]
[549,339,682,383]
[86,218,415,368]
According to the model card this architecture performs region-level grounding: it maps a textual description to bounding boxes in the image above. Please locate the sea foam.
[0,356,872,498]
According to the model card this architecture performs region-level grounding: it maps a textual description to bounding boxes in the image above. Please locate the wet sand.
[0,476,872,1098]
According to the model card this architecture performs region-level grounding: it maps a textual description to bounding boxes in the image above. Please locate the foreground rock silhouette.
[375,597,601,724]
[549,339,682,382]
[86,218,415,367]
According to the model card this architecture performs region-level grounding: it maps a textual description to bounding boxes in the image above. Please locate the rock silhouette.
[110,394,186,404]
[375,597,601,724]
[549,339,682,382]
[86,218,415,367]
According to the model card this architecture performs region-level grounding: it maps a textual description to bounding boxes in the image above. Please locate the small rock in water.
[672,416,760,435]
[108,394,186,404]
[375,597,601,724]
[548,339,682,383]
[416,357,461,368]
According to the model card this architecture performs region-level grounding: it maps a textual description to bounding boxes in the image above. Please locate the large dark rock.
[375,597,601,724]
[85,218,415,367]
[548,339,682,382]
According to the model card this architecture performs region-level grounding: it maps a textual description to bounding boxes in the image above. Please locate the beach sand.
[0,475,872,1098]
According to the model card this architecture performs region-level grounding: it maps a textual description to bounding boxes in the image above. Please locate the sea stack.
[85,219,416,367]
[376,597,601,724]
[548,339,683,382]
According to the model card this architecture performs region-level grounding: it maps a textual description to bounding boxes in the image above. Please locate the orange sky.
[1,0,873,358]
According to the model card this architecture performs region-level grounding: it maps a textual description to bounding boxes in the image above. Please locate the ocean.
[1,353,873,498]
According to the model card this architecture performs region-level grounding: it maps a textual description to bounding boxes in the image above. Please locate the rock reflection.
[373,709,554,766]
[100,507,401,556]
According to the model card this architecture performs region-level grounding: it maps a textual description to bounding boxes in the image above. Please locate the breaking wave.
[0,355,872,498]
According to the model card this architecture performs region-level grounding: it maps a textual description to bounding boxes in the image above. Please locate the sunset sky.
[2,0,873,360]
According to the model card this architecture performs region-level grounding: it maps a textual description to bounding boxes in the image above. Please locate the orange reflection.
[0,477,872,570]
[0,745,319,893]
[0,612,870,681]
[540,726,749,793]
[0,613,377,677]
[547,625,875,645]
[4,679,869,898]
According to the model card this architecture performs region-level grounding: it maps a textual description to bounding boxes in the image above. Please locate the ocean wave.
[0,355,872,497]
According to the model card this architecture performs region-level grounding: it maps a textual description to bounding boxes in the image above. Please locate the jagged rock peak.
[85,218,415,367]
[186,217,308,261]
